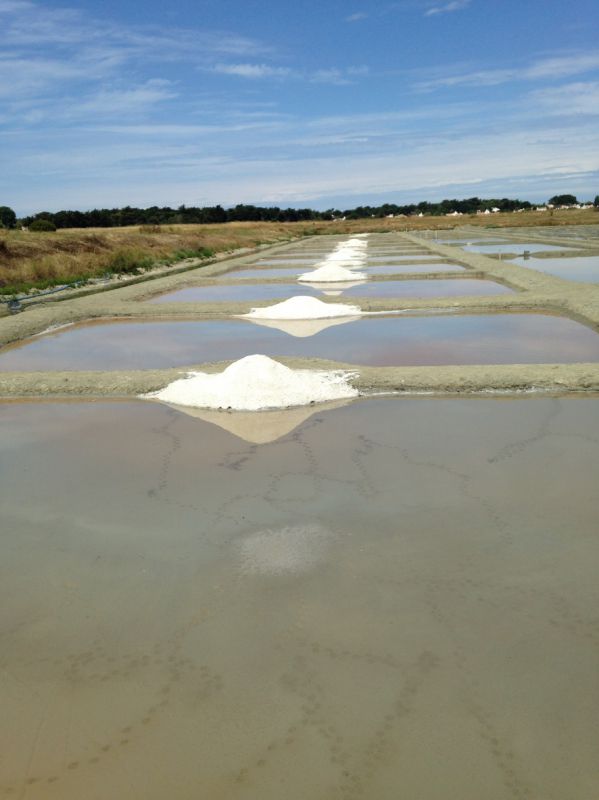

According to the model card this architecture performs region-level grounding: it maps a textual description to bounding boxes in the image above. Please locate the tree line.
[1,195,597,230]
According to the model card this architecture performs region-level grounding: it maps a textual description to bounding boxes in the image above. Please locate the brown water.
[2,313,599,371]
[151,279,514,304]
[1,396,598,800]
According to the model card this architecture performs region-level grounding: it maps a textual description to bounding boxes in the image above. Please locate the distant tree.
[549,194,578,206]
[594,195,599,208]
[29,218,57,232]
[0,206,17,229]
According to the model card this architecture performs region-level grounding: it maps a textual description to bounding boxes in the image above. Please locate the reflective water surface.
[462,243,580,255]
[362,263,466,274]
[1,396,598,800]
[224,267,308,279]
[151,279,514,304]
[512,256,599,283]
[2,313,599,371]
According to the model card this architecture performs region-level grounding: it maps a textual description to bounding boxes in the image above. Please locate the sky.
[1,0,599,215]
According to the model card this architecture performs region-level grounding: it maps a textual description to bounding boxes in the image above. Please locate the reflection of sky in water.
[2,314,599,371]
[153,278,512,304]
[224,266,306,279]
[462,243,580,254]
[512,256,599,283]
[424,238,509,246]
[254,258,321,266]
[151,283,322,303]
[368,254,446,261]
[364,263,465,274]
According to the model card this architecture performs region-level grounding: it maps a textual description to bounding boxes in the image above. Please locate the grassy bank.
[0,209,596,293]
[0,221,312,295]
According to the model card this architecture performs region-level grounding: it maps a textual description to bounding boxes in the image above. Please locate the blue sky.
[2,0,599,215]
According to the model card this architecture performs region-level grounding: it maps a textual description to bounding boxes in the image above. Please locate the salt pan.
[144,354,359,411]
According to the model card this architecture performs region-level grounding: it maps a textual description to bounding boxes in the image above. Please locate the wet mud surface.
[1,396,598,799]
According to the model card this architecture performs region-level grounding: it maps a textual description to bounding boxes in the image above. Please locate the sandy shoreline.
[1,230,599,399]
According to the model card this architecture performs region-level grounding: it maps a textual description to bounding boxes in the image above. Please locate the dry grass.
[0,209,596,293]
[0,221,309,293]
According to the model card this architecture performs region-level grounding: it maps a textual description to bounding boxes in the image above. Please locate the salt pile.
[299,236,368,281]
[242,296,361,320]
[144,354,358,411]
[298,263,367,282]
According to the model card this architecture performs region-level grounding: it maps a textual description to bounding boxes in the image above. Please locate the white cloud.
[310,69,352,86]
[210,63,368,85]
[212,63,292,79]
[346,12,368,22]
[530,81,599,116]
[425,0,471,17]
[71,80,178,117]
[417,51,599,90]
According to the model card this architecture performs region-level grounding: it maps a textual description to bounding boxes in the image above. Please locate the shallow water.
[226,267,310,279]
[1,396,598,800]
[151,279,514,304]
[2,313,599,371]
[462,243,580,254]
[151,283,324,303]
[255,258,324,266]
[512,255,599,283]
[367,254,450,261]
[362,263,466,274]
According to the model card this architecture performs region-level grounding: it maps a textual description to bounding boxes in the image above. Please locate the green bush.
[172,247,215,261]
[107,250,155,274]
[29,219,57,232]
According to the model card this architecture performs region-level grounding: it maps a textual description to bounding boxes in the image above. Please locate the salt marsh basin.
[150,278,514,304]
[2,312,599,371]
[1,396,598,800]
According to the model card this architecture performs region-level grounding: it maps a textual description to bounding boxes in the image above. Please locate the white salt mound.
[144,354,358,411]
[243,296,361,320]
[298,264,367,282]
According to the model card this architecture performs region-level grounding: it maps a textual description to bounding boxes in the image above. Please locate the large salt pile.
[143,354,358,411]
[242,296,361,320]
[298,263,367,282]
[300,236,368,278]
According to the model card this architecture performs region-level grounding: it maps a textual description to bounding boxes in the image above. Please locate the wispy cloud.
[210,63,368,85]
[213,63,291,79]
[346,12,368,22]
[416,51,599,90]
[530,81,599,116]
[425,0,471,17]
[0,0,268,95]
